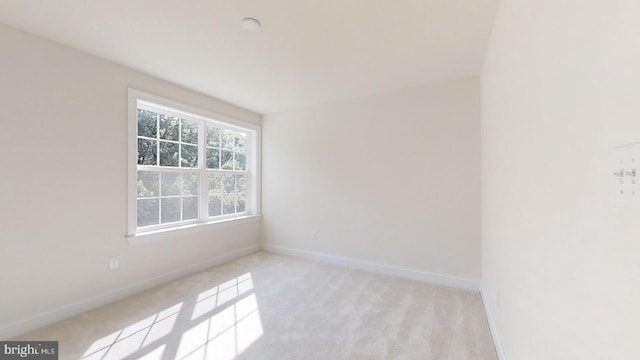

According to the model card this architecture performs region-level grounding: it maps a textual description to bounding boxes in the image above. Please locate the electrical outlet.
[610,143,640,208]
[108,256,119,270]
[312,231,318,241]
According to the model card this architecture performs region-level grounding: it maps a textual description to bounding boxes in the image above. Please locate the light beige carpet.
[14,252,497,360]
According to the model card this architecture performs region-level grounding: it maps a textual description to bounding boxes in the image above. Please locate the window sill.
[127,215,262,246]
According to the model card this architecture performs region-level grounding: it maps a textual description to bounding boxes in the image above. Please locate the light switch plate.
[610,143,640,208]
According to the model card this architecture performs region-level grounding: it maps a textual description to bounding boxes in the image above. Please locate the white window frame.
[127,89,261,238]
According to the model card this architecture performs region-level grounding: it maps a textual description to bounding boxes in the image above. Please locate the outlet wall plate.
[610,143,640,209]
[108,256,120,270]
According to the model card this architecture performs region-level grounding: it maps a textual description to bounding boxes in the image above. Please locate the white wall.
[262,78,481,282]
[0,24,261,339]
[482,1,640,359]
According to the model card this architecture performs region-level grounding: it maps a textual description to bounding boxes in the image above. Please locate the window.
[127,90,260,237]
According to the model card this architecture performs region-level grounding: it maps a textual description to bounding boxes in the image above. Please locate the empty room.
[1,0,638,359]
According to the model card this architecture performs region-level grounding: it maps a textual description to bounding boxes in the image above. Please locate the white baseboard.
[480,289,506,360]
[0,243,260,340]
[261,243,480,291]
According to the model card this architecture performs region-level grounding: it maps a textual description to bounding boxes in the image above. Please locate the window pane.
[209,195,222,216]
[137,171,159,197]
[137,199,159,227]
[223,174,236,193]
[183,197,198,220]
[234,133,246,153]
[221,150,234,170]
[134,99,254,231]
[159,142,179,167]
[161,172,181,196]
[181,144,198,168]
[236,174,247,194]
[206,126,220,147]
[159,114,179,141]
[236,153,246,171]
[182,173,199,195]
[137,139,157,165]
[237,194,246,213]
[208,174,223,193]
[221,130,234,150]
[161,198,181,223]
[206,148,220,169]
[137,109,157,138]
[223,194,236,215]
[181,119,198,144]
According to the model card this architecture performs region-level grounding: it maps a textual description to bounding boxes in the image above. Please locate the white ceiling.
[0,0,499,114]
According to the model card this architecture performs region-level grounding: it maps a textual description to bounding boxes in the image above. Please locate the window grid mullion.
[180,198,184,222]
[178,119,182,169]
[205,169,247,175]
[155,112,160,166]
